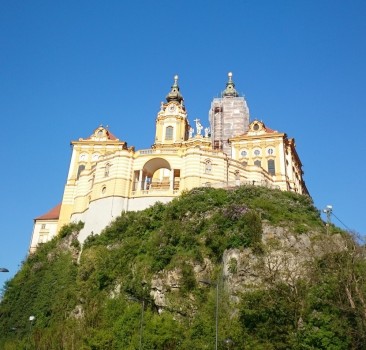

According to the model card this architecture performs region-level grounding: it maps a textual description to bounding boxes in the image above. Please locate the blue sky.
[1,0,365,289]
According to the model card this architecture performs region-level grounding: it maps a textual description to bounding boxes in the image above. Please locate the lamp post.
[323,205,333,234]
[199,279,219,350]
[127,295,145,350]
[28,316,35,350]
[224,338,234,349]
[139,299,144,350]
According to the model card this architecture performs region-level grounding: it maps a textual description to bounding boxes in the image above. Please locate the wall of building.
[71,196,127,243]
[29,220,58,253]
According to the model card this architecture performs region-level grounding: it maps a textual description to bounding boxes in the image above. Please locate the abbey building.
[29,73,308,252]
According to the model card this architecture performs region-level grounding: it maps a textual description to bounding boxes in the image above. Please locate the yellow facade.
[31,73,308,250]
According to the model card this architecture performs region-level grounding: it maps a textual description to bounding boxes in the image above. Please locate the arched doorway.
[133,158,180,192]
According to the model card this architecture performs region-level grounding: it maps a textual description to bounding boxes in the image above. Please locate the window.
[242,161,248,167]
[267,148,274,155]
[104,163,110,177]
[205,160,212,174]
[241,150,247,157]
[253,124,259,131]
[165,126,173,140]
[213,141,221,150]
[77,164,85,180]
[38,232,48,244]
[41,224,46,230]
[268,159,275,175]
[254,160,261,167]
[254,149,261,156]
[101,186,106,195]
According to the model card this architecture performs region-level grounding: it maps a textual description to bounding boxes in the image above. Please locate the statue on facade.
[194,118,203,135]
[189,127,194,138]
[204,127,210,138]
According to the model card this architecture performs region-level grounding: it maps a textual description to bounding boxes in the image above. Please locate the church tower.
[209,72,250,156]
[153,75,190,148]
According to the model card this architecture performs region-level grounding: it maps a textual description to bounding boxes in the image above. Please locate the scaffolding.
[209,95,250,156]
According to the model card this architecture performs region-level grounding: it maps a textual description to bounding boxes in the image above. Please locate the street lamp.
[28,316,35,350]
[199,279,219,350]
[323,204,333,234]
[224,338,234,349]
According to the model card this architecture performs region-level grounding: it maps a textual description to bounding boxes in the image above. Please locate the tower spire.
[222,72,239,97]
[166,75,184,103]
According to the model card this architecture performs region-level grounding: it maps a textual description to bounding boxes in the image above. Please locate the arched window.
[205,159,212,174]
[77,164,85,180]
[165,126,174,140]
[254,160,261,168]
[268,159,275,175]
[104,163,110,177]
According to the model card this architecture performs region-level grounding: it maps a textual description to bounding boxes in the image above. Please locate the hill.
[1,186,365,349]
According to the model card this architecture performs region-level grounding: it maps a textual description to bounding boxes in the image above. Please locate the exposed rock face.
[148,223,345,312]
[223,224,345,298]
[150,258,215,314]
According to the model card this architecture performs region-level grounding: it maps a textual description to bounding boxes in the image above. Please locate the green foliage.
[2,185,360,349]
[180,263,196,293]
[59,220,84,238]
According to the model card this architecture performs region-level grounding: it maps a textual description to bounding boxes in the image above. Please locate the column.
[138,170,143,191]
[170,169,174,191]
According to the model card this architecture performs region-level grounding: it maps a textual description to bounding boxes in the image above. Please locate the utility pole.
[199,279,219,350]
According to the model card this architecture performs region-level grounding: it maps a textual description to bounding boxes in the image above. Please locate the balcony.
[132,180,180,197]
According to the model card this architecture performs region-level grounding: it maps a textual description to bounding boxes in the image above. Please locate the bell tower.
[209,72,250,156]
[153,75,190,148]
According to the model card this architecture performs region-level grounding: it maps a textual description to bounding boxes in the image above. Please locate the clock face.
[168,104,176,113]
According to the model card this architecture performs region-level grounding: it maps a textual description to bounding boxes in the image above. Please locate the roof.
[35,203,61,221]
[84,128,119,141]
[263,126,276,133]
[105,130,118,140]
[230,123,280,141]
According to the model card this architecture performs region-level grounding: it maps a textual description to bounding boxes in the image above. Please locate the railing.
[130,180,281,197]
[131,181,180,196]
[139,149,178,155]
[206,180,281,190]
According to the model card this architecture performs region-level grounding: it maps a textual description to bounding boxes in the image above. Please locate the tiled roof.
[106,130,118,140]
[35,203,61,220]
[264,126,276,133]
